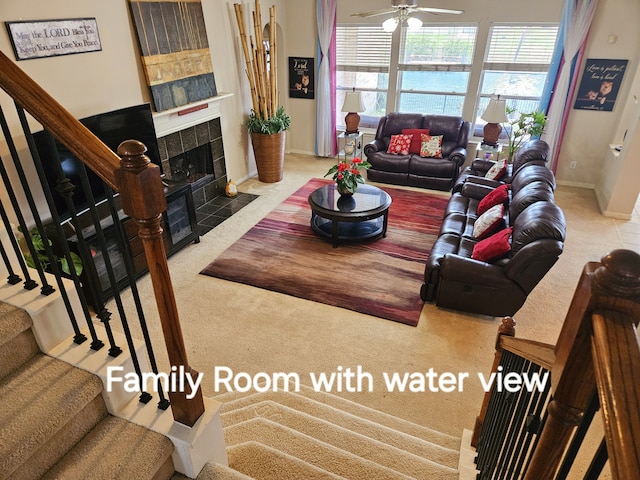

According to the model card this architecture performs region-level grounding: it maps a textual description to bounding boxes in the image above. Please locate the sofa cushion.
[472,227,513,263]
[511,202,566,255]
[473,204,505,239]
[477,183,510,216]
[409,156,459,177]
[420,134,443,158]
[368,152,411,173]
[387,134,413,155]
[402,128,430,154]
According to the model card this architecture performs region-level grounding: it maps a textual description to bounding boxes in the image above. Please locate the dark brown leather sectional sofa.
[420,140,566,317]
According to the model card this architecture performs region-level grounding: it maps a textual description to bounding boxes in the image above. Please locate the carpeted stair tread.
[216,385,460,450]
[222,394,459,468]
[0,302,38,381]
[42,415,175,479]
[224,417,416,479]
[222,400,459,476]
[228,441,346,480]
[0,354,105,478]
[172,462,255,480]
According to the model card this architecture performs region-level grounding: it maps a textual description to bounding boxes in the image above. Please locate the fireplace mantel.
[152,92,233,138]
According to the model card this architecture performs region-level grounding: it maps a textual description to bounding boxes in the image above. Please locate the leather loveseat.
[420,140,566,317]
[364,113,470,191]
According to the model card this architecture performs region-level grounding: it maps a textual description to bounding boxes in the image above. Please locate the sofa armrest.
[364,139,385,156]
[460,179,500,200]
[448,147,467,167]
[463,175,503,188]
[469,158,496,173]
[440,253,513,287]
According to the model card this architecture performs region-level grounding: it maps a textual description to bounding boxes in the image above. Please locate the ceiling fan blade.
[414,7,464,15]
[351,9,395,18]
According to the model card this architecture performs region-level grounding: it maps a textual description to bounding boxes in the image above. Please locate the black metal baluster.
[583,438,608,479]
[555,390,601,480]
[0,233,22,285]
[104,188,169,407]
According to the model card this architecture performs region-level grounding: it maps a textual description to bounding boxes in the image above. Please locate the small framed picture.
[289,57,314,99]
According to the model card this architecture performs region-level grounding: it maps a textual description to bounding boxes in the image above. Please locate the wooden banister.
[500,336,555,371]
[525,250,640,479]
[0,50,119,188]
[116,140,205,427]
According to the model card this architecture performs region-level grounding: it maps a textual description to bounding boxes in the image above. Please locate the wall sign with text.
[5,18,102,61]
[574,58,628,112]
[289,57,314,99]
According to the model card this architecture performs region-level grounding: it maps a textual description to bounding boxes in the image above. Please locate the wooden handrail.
[0,50,119,188]
[500,336,555,371]
[591,309,640,477]
[525,249,640,479]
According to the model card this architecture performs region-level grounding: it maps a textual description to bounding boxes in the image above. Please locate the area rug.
[200,178,448,326]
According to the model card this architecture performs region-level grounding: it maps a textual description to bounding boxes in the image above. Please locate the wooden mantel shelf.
[152,92,233,138]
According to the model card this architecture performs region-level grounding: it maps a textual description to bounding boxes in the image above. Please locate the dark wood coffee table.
[308,184,392,247]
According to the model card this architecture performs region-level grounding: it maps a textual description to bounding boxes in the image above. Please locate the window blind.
[336,25,392,72]
[399,24,477,70]
[485,24,559,71]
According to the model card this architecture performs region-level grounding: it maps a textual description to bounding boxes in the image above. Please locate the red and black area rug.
[200,178,448,326]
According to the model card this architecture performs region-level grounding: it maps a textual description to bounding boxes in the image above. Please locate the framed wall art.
[574,59,628,112]
[128,0,218,112]
[5,18,101,61]
[289,56,314,99]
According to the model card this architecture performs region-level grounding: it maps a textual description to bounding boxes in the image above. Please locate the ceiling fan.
[351,0,464,32]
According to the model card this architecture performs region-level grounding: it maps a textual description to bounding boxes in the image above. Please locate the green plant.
[246,106,291,135]
[505,107,547,160]
[324,156,372,195]
[18,228,83,276]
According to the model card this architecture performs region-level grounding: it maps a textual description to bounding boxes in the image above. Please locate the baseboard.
[555,180,596,189]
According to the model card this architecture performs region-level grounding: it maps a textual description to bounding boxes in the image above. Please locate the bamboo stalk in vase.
[233,4,259,113]
[269,6,277,113]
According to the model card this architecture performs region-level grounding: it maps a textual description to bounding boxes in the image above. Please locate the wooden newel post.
[116,140,205,427]
[471,316,516,447]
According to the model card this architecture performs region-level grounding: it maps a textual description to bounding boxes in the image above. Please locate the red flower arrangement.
[324,156,372,195]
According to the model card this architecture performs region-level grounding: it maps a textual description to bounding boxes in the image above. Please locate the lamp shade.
[481,97,508,123]
[341,90,365,113]
[382,17,398,32]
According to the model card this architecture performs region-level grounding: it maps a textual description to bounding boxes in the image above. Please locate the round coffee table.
[308,184,392,247]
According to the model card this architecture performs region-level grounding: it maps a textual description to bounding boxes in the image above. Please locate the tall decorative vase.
[250,131,286,183]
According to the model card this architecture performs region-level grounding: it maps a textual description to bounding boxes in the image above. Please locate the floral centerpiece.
[324,156,371,195]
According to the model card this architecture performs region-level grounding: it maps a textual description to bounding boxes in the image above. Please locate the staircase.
[207,386,465,479]
[1,298,469,479]
[0,302,175,479]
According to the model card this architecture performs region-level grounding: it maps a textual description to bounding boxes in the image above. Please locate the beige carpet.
[109,153,622,477]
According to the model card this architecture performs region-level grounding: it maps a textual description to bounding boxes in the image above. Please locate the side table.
[338,132,364,162]
[476,143,503,161]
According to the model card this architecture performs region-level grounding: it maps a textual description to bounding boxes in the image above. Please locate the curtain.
[315,0,337,156]
[541,0,599,171]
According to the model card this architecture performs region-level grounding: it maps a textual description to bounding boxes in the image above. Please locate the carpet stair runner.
[0,302,175,479]
[198,386,462,479]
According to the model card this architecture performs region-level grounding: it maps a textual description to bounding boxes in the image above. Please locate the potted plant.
[234,2,290,183]
[505,107,547,161]
[324,156,371,195]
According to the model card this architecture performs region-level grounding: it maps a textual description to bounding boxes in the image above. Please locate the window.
[398,25,477,116]
[336,25,392,128]
[476,24,559,135]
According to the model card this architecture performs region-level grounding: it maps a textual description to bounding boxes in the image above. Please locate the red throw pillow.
[387,134,413,155]
[472,204,505,239]
[472,227,513,263]
[477,184,510,216]
[401,128,430,154]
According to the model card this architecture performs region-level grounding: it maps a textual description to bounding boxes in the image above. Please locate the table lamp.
[481,95,507,146]
[342,88,365,134]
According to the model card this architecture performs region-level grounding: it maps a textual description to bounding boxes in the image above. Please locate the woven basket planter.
[251,131,285,183]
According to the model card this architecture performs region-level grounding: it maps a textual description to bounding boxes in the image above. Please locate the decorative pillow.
[472,227,513,263]
[387,134,413,155]
[419,134,444,158]
[472,204,505,239]
[402,128,430,154]
[485,159,507,180]
[477,184,510,216]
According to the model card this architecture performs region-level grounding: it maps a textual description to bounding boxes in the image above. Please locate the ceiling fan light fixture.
[382,17,399,32]
[406,16,423,30]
